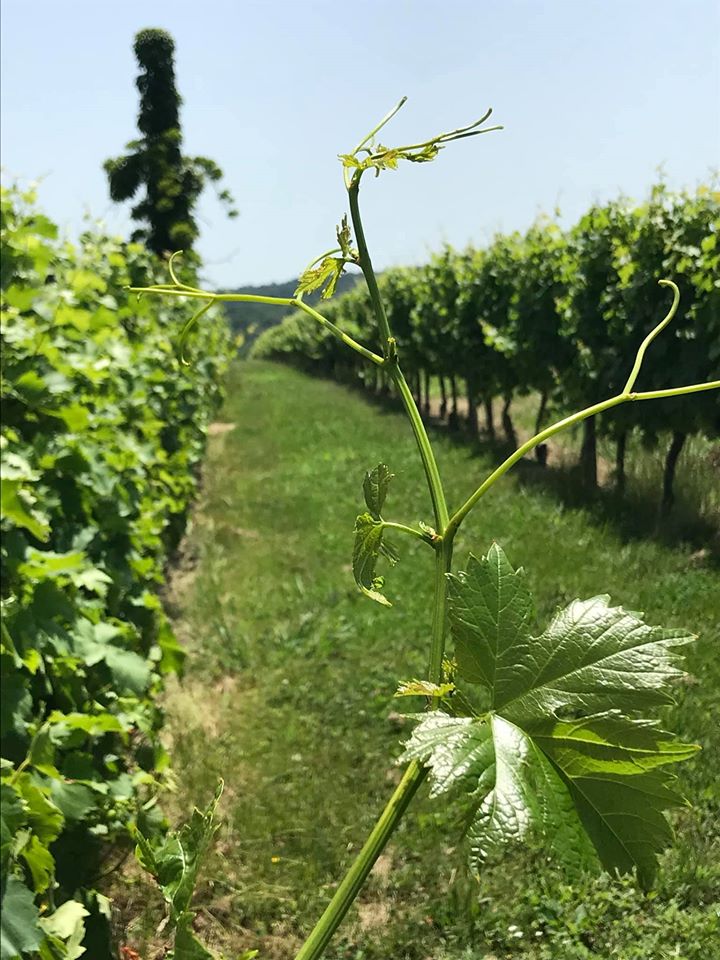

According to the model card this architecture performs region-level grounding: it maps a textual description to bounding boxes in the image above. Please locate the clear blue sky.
[2,0,718,288]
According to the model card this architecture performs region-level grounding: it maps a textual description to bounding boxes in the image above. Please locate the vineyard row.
[253,183,719,509]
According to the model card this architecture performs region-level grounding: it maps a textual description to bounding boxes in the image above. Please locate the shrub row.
[253,184,719,507]
[0,185,230,958]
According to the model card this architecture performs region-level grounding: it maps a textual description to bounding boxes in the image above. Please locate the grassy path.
[128,361,719,959]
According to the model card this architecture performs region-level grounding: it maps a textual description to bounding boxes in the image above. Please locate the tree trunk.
[484,397,495,441]
[422,370,431,418]
[502,394,517,448]
[615,431,627,495]
[580,417,597,491]
[439,376,447,420]
[449,376,459,431]
[412,371,421,406]
[534,390,549,436]
[465,378,478,437]
[661,431,687,515]
[533,391,549,465]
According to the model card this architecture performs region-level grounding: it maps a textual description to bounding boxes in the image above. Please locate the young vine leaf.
[395,679,455,699]
[353,514,392,607]
[339,107,502,178]
[133,781,255,960]
[295,256,347,301]
[295,216,358,301]
[401,543,698,890]
[362,462,394,518]
[336,214,356,260]
[353,463,398,606]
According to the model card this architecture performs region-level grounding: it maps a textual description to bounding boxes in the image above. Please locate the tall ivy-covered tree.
[104,28,237,257]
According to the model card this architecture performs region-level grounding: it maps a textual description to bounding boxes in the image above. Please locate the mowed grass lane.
[127,360,720,960]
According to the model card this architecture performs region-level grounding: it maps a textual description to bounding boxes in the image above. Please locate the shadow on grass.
[345,379,720,567]
[513,454,720,567]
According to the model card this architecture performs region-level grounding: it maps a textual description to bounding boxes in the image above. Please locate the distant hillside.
[221,272,362,355]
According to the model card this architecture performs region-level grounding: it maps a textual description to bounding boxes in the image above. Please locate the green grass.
[122,361,720,959]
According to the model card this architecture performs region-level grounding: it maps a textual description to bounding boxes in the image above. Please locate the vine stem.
[128,286,383,366]
[292,299,383,366]
[428,539,454,684]
[380,520,432,543]
[348,173,450,532]
[293,760,427,960]
[348,177,393,348]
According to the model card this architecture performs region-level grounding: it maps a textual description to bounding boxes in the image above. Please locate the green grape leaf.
[0,875,43,960]
[49,782,96,822]
[45,710,125,736]
[102,646,152,695]
[14,775,64,847]
[402,543,697,889]
[44,403,90,433]
[353,464,399,605]
[18,549,86,581]
[0,479,50,541]
[403,712,598,871]
[449,542,534,699]
[295,256,346,301]
[20,836,54,893]
[352,513,391,607]
[72,620,151,695]
[134,780,223,919]
[38,900,89,960]
[70,566,112,596]
[157,620,187,675]
[0,785,25,880]
[362,463,394,519]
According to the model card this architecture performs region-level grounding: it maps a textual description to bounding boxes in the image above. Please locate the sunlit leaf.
[352,513,391,607]
[402,543,697,889]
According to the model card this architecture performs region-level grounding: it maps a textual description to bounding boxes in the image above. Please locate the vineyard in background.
[253,184,719,514]
[0,185,230,958]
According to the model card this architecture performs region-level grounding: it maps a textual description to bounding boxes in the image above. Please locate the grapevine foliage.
[401,543,697,890]
[0,185,230,958]
[253,184,719,494]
